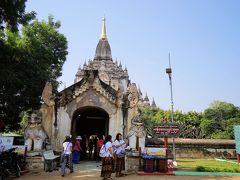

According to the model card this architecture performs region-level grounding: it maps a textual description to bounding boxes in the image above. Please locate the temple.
[40,17,154,151]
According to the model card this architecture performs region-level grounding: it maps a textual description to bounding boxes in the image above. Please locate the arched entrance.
[71,106,109,138]
[71,106,109,160]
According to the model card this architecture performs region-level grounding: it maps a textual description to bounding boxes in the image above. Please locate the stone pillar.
[40,104,54,142]
[108,114,115,137]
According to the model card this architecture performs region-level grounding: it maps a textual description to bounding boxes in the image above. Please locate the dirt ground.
[18,161,240,180]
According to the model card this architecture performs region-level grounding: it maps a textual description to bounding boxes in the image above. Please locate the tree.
[0,0,35,32]
[140,100,240,139]
[0,0,35,132]
[204,101,239,122]
[21,16,67,88]
[177,111,204,139]
[140,106,161,136]
[200,118,218,138]
[201,101,240,138]
[222,117,240,139]
[0,16,68,131]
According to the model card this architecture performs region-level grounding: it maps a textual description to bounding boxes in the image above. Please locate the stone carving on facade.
[24,110,48,151]
[122,83,147,150]
[58,70,118,106]
[126,83,139,108]
[116,88,123,107]
[127,115,146,150]
[99,70,110,85]
[121,83,138,114]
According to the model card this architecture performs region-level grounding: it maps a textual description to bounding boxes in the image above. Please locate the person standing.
[97,135,104,161]
[80,134,87,160]
[100,135,114,180]
[113,133,127,177]
[93,133,99,160]
[88,137,94,160]
[61,135,73,177]
[72,136,82,164]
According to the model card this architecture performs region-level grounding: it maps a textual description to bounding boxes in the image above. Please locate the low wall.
[125,152,140,172]
[146,138,236,159]
[25,156,44,170]
[125,138,237,172]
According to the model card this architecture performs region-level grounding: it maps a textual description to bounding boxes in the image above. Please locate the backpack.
[99,144,108,157]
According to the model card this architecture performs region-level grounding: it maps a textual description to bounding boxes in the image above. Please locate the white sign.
[143,148,166,156]
[0,136,14,152]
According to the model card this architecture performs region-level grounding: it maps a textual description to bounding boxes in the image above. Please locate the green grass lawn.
[177,159,240,173]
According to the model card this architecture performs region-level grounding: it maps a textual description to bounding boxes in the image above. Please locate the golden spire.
[101,16,107,40]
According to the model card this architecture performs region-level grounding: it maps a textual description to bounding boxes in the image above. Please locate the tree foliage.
[0,0,36,32]
[202,101,240,139]
[141,101,240,139]
[0,16,68,131]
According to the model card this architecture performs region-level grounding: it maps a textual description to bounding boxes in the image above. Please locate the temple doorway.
[71,106,109,160]
[71,106,109,138]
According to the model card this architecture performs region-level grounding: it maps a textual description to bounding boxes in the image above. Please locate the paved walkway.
[18,161,240,180]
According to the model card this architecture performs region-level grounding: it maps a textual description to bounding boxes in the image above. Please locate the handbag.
[99,144,108,158]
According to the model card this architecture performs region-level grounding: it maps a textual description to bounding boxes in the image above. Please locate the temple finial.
[101,16,107,40]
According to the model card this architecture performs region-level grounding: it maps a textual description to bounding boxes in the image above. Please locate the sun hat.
[76,136,82,140]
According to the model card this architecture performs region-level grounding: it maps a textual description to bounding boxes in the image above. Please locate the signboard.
[152,123,180,137]
[0,136,26,154]
[143,148,166,156]
[0,136,14,152]
[234,125,240,154]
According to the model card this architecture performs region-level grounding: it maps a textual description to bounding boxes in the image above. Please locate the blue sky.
[26,0,240,112]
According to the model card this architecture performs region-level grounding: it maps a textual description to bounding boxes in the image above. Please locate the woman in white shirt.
[100,135,114,180]
[61,135,73,177]
[113,133,127,177]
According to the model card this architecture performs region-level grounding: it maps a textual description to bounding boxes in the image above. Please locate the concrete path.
[18,161,240,180]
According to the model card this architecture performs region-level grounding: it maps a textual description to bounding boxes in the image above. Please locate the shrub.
[196,166,240,173]
[196,166,206,172]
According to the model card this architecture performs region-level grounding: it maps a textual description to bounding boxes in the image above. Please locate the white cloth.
[113,139,125,155]
[63,142,72,155]
[104,141,113,157]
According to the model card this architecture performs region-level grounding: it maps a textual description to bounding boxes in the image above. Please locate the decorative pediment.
[122,83,139,109]
[57,70,117,106]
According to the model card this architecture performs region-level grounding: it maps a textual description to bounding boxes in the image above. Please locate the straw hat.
[76,136,82,140]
